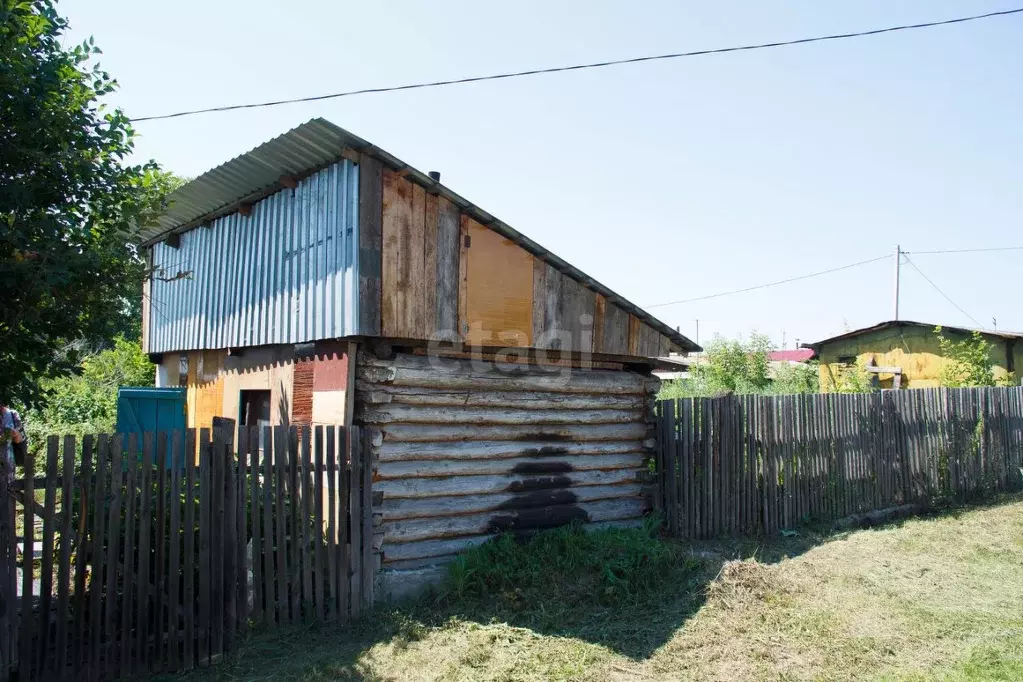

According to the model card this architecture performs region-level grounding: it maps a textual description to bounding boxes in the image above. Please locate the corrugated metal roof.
[143,118,700,352]
[141,119,370,243]
[802,320,1023,350]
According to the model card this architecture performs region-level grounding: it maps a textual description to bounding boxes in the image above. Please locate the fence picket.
[249,426,263,625]
[262,426,277,627]
[300,426,313,618]
[120,434,139,678]
[55,435,76,676]
[168,432,183,672]
[37,437,59,674]
[274,427,290,627]
[154,433,169,670]
[18,448,34,681]
[182,428,197,671]
[102,434,124,673]
[313,426,326,621]
[338,428,351,622]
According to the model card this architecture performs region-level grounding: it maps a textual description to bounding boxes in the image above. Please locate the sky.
[62,0,1023,349]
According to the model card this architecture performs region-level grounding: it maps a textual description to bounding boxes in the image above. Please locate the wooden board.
[593,295,606,353]
[602,303,630,356]
[558,273,596,353]
[381,169,424,338]
[358,155,384,336]
[461,217,534,347]
[434,196,461,337]
[627,315,642,356]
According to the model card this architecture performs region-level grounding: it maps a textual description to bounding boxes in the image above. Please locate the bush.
[442,518,700,612]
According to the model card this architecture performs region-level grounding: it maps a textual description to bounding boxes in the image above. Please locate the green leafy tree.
[660,333,780,398]
[0,1,172,405]
[935,326,1008,388]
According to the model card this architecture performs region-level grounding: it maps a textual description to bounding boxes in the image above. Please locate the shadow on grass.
[168,492,1023,681]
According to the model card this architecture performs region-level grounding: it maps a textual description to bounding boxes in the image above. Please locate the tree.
[935,326,1006,388]
[0,1,170,405]
[660,333,777,398]
[23,337,154,450]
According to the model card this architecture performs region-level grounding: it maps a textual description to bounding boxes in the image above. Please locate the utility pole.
[892,244,901,321]
[695,319,699,347]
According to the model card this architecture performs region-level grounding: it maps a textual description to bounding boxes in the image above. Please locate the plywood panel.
[191,351,225,430]
[462,218,534,348]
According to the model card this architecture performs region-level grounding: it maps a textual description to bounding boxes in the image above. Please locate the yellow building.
[804,320,1023,391]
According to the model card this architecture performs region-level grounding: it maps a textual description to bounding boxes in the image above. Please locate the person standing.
[0,403,26,478]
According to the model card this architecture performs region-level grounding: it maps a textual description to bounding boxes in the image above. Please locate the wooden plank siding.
[355,351,658,572]
[375,170,679,359]
[381,169,461,340]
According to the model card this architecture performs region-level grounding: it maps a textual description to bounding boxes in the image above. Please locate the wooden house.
[804,320,1022,391]
[140,118,699,597]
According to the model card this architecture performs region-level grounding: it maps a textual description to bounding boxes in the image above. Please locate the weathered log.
[355,362,648,395]
[377,422,648,443]
[375,467,640,498]
[379,483,643,521]
[381,518,645,565]
[373,438,644,462]
[376,453,646,480]
[357,384,646,410]
[382,497,646,544]
[381,518,645,571]
[360,404,641,426]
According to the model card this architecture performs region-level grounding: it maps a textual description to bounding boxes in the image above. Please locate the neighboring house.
[140,118,700,593]
[802,320,1022,391]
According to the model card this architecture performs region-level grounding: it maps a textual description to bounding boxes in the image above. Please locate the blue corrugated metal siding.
[146,159,359,354]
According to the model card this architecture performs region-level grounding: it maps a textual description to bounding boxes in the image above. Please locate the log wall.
[356,351,658,574]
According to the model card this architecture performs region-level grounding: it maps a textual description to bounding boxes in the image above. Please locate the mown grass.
[168,495,1023,681]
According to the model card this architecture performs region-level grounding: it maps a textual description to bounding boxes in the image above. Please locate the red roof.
[768,349,816,363]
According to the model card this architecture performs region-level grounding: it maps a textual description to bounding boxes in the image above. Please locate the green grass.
[167,495,1023,681]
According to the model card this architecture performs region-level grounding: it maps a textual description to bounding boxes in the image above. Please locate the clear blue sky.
[64,1,1023,348]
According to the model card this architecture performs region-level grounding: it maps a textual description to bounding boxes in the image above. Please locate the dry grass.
[168,496,1023,682]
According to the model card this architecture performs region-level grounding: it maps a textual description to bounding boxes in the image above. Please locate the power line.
[132,7,1023,123]
[905,246,1023,256]
[903,255,983,328]
[644,254,891,309]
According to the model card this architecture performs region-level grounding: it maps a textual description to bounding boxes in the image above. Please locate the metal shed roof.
[802,320,1023,350]
[142,118,700,352]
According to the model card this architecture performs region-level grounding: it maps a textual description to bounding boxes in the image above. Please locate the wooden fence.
[0,419,375,682]
[654,387,1023,539]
